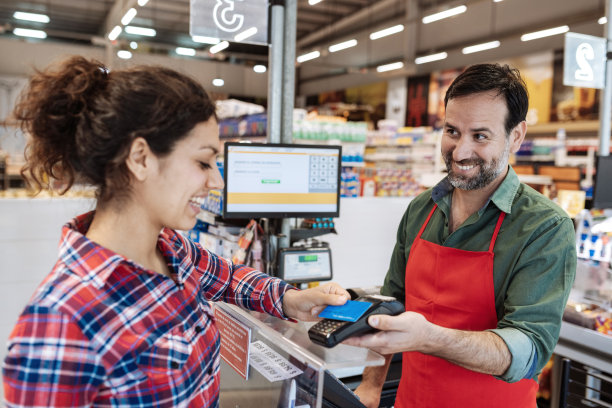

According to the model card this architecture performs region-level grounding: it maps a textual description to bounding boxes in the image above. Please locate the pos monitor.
[223,142,341,219]
[593,155,612,209]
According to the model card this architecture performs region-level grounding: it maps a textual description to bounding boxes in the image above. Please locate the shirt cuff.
[488,327,537,383]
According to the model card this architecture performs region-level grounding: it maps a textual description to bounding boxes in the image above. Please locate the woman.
[3,56,349,407]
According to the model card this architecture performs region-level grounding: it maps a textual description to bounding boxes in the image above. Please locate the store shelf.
[527,121,601,136]
[290,228,336,243]
[341,161,365,167]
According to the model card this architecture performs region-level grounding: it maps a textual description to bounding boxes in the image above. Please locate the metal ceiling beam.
[296,0,401,49]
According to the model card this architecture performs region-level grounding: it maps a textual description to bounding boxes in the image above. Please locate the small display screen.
[279,249,332,283]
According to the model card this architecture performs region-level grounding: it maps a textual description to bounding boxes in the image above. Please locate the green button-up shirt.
[381,166,576,382]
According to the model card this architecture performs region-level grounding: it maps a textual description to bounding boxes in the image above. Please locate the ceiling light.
[370,24,404,40]
[209,40,229,54]
[329,39,357,53]
[13,11,50,23]
[117,50,132,59]
[253,65,267,73]
[124,26,156,37]
[377,61,404,72]
[462,40,500,54]
[121,8,137,26]
[493,0,503,2]
[108,25,122,41]
[297,50,320,63]
[130,41,138,49]
[422,5,467,24]
[599,17,607,25]
[308,0,323,4]
[520,25,569,41]
[192,35,220,44]
[212,78,224,87]
[176,47,196,56]
[234,27,257,42]
[138,0,150,5]
[415,51,448,64]
[13,28,47,39]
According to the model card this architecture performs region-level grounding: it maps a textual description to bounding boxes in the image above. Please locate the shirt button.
[171,361,180,369]
[195,326,203,334]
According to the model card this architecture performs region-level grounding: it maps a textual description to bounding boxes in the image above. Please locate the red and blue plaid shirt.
[3,212,294,407]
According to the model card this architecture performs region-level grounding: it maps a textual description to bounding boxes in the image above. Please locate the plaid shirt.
[3,212,294,407]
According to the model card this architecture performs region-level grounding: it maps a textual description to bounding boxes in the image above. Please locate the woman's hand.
[282,283,350,321]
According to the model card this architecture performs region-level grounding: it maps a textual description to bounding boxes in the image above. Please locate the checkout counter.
[215,302,384,408]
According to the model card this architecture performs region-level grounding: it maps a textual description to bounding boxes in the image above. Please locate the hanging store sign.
[190,0,269,45]
[563,32,607,89]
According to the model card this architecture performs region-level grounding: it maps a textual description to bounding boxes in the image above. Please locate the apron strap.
[416,204,438,239]
[488,211,506,252]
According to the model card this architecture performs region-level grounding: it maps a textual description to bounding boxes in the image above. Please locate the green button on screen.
[299,255,318,262]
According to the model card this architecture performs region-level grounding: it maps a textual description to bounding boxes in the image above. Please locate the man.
[345,64,576,408]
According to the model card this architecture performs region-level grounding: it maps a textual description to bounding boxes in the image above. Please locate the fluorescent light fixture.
[308,0,323,4]
[108,25,122,41]
[117,50,132,59]
[209,40,229,54]
[297,50,320,63]
[13,28,47,39]
[234,27,257,42]
[192,35,220,44]
[493,0,503,2]
[176,47,196,56]
[422,5,467,24]
[329,39,357,53]
[370,24,404,40]
[138,0,150,5]
[130,41,138,49]
[462,40,500,54]
[212,78,224,87]
[124,25,156,37]
[253,65,267,73]
[121,8,137,26]
[520,25,569,41]
[415,51,448,64]
[599,16,607,25]
[377,61,404,72]
[13,11,50,23]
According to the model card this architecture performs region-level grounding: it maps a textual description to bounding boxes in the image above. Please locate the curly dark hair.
[15,56,217,203]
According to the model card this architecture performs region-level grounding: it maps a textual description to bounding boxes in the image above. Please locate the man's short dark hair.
[444,63,529,135]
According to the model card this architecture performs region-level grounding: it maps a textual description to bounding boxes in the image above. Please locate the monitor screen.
[223,142,341,219]
[277,247,333,283]
[593,155,612,209]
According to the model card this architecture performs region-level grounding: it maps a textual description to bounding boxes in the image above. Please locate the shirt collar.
[431,165,520,214]
[59,212,186,288]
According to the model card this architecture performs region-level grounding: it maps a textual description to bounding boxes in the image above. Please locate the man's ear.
[509,121,527,154]
[125,137,154,182]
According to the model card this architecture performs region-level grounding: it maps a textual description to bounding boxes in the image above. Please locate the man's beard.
[444,142,510,190]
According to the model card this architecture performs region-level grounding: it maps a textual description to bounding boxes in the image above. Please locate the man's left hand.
[282,283,350,321]
[342,311,434,355]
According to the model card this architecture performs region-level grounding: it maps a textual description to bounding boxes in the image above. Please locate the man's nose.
[452,136,474,162]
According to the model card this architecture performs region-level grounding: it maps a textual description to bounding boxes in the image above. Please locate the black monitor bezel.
[593,155,612,209]
[223,142,342,219]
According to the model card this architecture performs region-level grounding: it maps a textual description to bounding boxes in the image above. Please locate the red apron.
[395,204,538,408]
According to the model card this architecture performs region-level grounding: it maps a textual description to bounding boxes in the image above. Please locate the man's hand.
[282,283,350,321]
[343,311,512,376]
[343,311,433,355]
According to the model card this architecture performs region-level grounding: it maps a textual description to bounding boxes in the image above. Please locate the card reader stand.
[216,302,384,408]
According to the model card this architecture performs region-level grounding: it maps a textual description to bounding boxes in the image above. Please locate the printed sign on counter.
[214,305,251,379]
[249,340,304,382]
